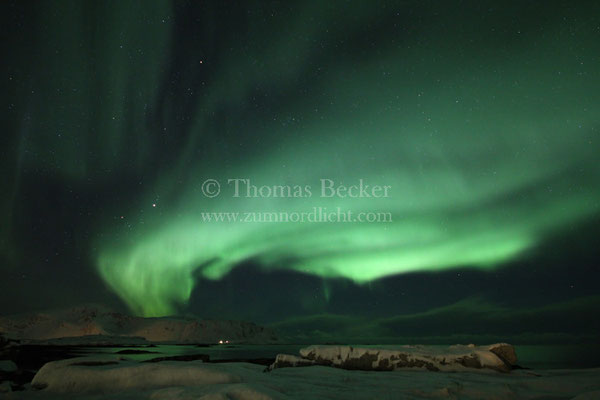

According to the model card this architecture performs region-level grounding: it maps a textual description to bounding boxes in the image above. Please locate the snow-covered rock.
[488,343,518,366]
[267,354,319,369]
[0,305,277,344]
[31,356,241,393]
[267,344,518,372]
[0,332,18,352]
[0,360,17,373]
[0,380,11,393]
[17,356,600,400]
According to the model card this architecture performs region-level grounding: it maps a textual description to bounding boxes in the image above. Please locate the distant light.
[218,340,223,344]
[152,203,156,207]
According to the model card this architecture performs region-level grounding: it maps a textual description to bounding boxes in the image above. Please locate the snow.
[4,355,600,400]
[2,311,598,399]
[0,305,277,344]
[31,356,241,393]
[0,360,17,373]
[266,344,518,372]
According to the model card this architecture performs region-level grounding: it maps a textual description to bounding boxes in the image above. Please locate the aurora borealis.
[2,1,600,340]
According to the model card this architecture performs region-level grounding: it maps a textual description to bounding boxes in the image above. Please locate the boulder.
[0,360,17,373]
[268,343,518,373]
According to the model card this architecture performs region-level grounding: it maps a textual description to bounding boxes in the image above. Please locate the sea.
[73,344,600,370]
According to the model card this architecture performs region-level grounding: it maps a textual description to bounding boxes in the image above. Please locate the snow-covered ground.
[1,343,599,400]
[2,310,599,399]
[2,355,599,399]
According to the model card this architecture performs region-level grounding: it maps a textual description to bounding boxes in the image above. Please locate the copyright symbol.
[202,179,220,198]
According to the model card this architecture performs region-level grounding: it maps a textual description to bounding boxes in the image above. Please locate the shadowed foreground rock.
[266,343,518,373]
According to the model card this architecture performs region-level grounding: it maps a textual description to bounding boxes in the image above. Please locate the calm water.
[77,344,600,370]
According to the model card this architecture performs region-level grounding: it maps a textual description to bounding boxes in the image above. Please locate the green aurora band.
[15,2,598,317]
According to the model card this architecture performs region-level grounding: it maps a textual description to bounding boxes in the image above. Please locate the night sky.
[2,1,599,343]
